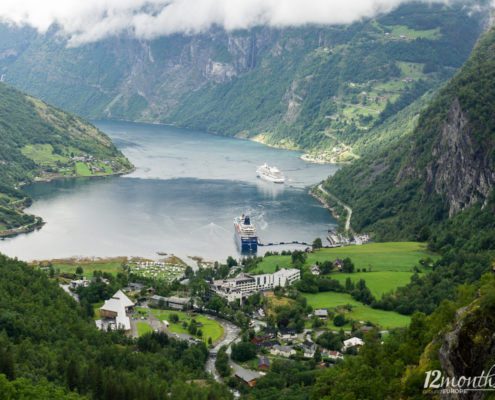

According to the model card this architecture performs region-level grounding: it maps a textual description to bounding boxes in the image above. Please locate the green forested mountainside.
[0,82,133,234]
[320,27,495,317]
[324,26,495,241]
[0,2,488,158]
[0,254,231,399]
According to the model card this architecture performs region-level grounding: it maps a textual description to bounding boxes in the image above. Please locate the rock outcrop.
[425,97,495,217]
[437,299,495,400]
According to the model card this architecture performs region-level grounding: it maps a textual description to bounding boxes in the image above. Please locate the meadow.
[148,309,224,344]
[331,271,415,297]
[303,292,411,329]
[40,258,126,279]
[256,242,434,329]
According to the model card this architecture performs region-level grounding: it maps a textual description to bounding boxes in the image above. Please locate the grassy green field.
[75,162,92,176]
[304,292,361,309]
[47,260,124,278]
[21,144,67,166]
[149,309,224,344]
[386,25,440,40]
[332,271,415,297]
[397,62,426,78]
[303,292,410,329]
[136,322,152,336]
[256,242,437,274]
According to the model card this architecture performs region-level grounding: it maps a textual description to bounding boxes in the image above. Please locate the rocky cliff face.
[0,26,277,120]
[437,297,495,400]
[424,97,495,217]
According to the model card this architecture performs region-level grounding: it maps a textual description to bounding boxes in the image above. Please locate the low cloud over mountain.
[0,0,457,45]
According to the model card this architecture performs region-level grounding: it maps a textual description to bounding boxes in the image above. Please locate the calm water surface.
[0,121,340,262]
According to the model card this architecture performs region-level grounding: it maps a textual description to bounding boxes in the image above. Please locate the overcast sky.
[0,0,462,45]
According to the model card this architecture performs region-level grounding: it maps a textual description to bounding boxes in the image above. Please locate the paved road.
[60,284,79,302]
[318,184,352,232]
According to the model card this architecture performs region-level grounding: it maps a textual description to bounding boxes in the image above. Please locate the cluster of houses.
[310,260,343,275]
[130,261,185,281]
[69,276,110,289]
[234,328,366,386]
[250,328,348,360]
[210,268,301,302]
[72,153,98,163]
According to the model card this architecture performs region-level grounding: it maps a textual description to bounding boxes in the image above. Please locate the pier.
[257,240,309,247]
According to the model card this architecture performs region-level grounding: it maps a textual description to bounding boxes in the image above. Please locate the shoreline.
[309,187,342,221]
[4,166,135,238]
[98,117,346,166]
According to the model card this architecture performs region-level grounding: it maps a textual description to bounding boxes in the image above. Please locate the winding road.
[318,184,352,232]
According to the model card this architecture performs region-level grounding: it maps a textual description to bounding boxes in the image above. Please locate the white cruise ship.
[256,163,285,184]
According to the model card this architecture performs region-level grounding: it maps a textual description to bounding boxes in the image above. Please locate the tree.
[333,314,347,327]
[75,266,83,275]
[345,277,355,292]
[169,313,179,323]
[231,342,256,362]
[313,347,322,362]
[66,359,80,391]
[207,295,224,312]
[226,256,238,268]
[312,238,322,249]
[215,346,231,377]
[343,257,355,273]
[291,250,307,266]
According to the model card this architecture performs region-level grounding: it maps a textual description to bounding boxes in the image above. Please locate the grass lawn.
[93,301,104,319]
[136,322,152,336]
[149,309,224,344]
[302,291,410,329]
[350,306,410,328]
[331,271,416,297]
[76,162,92,176]
[304,291,361,309]
[50,260,124,278]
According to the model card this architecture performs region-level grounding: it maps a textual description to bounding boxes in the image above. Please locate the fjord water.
[0,121,339,262]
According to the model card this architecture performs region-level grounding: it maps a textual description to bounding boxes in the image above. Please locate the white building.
[70,278,90,289]
[211,268,300,301]
[310,265,321,275]
[98,290,134,334]
[271,345,296,358]
[342,337,364,352]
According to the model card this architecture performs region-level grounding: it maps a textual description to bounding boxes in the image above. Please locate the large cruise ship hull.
[234,216,258,253]
[257,174,284,184]
[234,230,258,253]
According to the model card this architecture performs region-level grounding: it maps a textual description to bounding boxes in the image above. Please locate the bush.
[333,314,347,327]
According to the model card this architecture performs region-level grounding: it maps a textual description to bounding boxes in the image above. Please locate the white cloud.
[0,0,454,45]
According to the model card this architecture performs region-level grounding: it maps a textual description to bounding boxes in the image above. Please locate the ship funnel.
[244,216,251,225]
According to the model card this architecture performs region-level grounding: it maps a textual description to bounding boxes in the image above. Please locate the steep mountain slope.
[0,82,133,235]
[0,1,488,158]
[323,25,495,241]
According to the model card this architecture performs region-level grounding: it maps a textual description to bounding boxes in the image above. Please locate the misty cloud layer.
[0,0,453,45]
